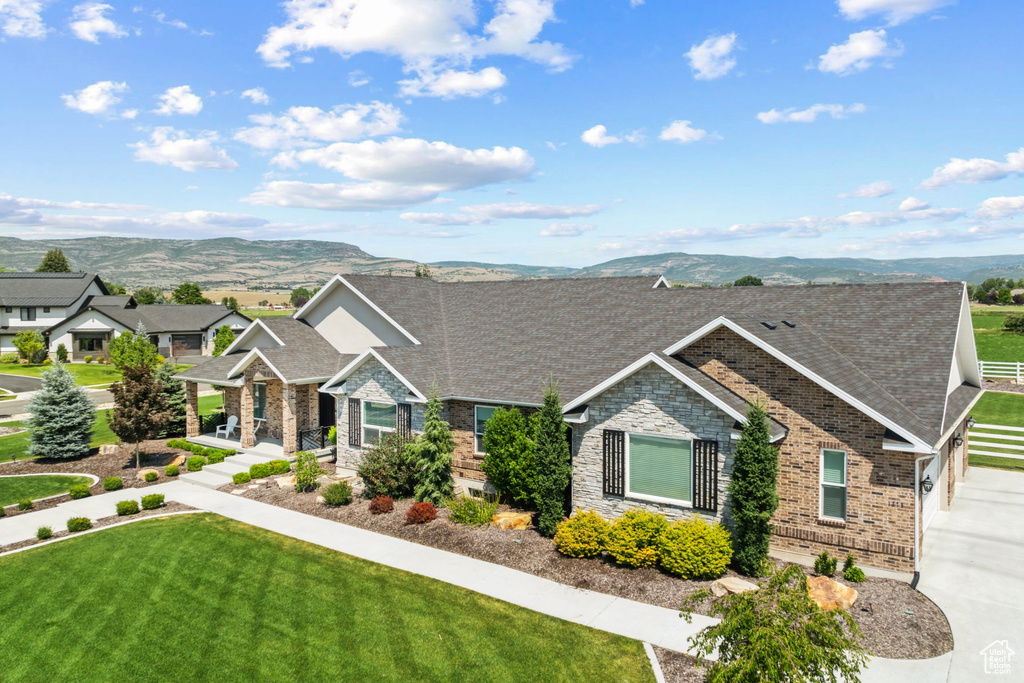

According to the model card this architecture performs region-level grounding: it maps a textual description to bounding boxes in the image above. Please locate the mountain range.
[1,236,1022,290]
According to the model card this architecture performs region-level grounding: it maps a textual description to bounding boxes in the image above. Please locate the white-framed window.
[362,401,397,446]
[820,449,847,521]
[474,405,496,454]
[625,433,692,506]
[253,383,267,421]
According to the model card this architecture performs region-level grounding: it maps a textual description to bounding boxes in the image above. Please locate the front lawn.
[0,514,653,682]
[0,363,193,388]
[972,312,1024,362]
[969,391,1024,472]
[0,474,93,506]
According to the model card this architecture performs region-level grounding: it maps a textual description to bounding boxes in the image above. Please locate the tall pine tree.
[155,359,186,437]
[533,378,571,537]
[728,399,780,576]
[413,385,455,505]
[36,248,71,272]
[27,364,95,460]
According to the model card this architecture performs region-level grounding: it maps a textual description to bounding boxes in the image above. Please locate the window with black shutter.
[602,429,625,496]
[691,439,719,513]
[347,398,361,448]
[397,402,412,439]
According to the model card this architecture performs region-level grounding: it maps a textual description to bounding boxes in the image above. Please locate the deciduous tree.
[108,323,158,371]
[733,275,764,287]
[12,330,44,361]
[27,364,94,460]
[107,364,170,468]
[481,407,537,506]
[132,286,165,305]
[212,324,235,356]
[171,282,209,305]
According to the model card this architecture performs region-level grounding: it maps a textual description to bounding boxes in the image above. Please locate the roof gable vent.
[761,321,777,330]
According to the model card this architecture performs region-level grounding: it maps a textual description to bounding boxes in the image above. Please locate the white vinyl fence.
[969,423,1024,462]
[978,361,1024,381]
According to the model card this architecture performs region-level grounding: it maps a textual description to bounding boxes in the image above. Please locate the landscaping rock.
[711,577,759,598]
[276,475,296,489]
[247,484,260,490]
[231,489,246,496]
[807,576,858,611]
[170,455,188,467]
[136,468,159,481]
[315,495,326,504]
[98,444,119,456]
[491,511,532,530]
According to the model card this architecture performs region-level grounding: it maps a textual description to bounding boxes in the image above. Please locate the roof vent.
[761,321,777,330]
[781,320,796,328]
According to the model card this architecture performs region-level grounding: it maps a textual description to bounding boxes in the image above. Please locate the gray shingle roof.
[0,272,107,306]
[51,303,248,335]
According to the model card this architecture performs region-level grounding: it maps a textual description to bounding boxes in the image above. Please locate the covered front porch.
[187,432,287,459]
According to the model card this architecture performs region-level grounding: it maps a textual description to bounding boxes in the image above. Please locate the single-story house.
[176,274,981,578]
[0,272,107,354]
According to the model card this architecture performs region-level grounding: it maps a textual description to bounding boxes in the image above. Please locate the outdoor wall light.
[967,416,976,429]
[954,433,964,448]
[921,475,934,494]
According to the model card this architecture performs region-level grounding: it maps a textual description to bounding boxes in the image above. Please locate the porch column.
[240,378,256,448]
[223,386,241,419]
[283,383,297,456]
[185,382,199,437]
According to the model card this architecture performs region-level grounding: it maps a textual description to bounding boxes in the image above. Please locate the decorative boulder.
[99,444,119,456]
[491,511,532,530]
[136,468,159,481]
[276,475,297,489]
[807,576,858,611]
[711,577,760,598]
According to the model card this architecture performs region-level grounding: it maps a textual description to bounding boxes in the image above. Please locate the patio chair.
[215,415,239,439]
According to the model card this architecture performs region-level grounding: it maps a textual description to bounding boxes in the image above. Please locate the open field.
[204,290,291,307]
[972,312,1024,362]
[241,308,294,318]
[0,364,192,388]
[0,514,653,682]
[0,474,92,506]
[969,391,1024,472]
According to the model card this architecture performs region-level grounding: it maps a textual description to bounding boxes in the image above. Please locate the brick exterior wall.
[224,387,241,422]
[679,328,919,573]
[446,400,538,482]
[572,364,735,523]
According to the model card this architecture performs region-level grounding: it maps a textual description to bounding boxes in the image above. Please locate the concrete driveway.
[917,466,1024,681]
[0,373,42,394]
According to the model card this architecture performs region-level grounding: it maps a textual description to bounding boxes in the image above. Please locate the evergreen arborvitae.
[413,386,455,505]
[728,399,780,576]
[36,248,71,273]
[533,379,571,537]
[155,359,186,437]
[27,364,95,460]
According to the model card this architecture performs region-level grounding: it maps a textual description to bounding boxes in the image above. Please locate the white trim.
[318,348,427,402]
[221,318,285,356]
[652,275,669,289]
[625,432,694,507]
[361,399,397,448]
[227,348,288,384]
[819,447,848,522]
[932,387,984,450]
[474,405,497,455]
[563,406,590,424]
[177,375,244,387]
[662,316,933,452]
[447,396,542,408]
[293,274,421,346]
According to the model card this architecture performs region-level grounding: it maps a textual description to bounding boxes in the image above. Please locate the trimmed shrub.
[103,476,124,491]
[55,343,68,363]
[249,462,272,479]
[186,456,206,472]
[206,450,226,464]
[554,509,611,558]
[166,438,188,450]
[18,499,33,511]
[480,406,537,506]
[294,450,322,492]
[605,508,670,568]
[37,526,52,540]
[233,472,251,485]
[658,516,733,580]
[322,481,353,506]
[42,358,53,365]
[268,459,291,475]
[405,501,437,525]
[165,465,179,477]
[369,495,394,514]
[67,517,91,532]
[357,432,418,499]
[0,352,17,364]
[144,471,158,482]
[814,550,838,578]
[141,494,164,510]
[843,553,865,582]
[69,484,91,499]
[444,494,499,526]
[116,500,139,516]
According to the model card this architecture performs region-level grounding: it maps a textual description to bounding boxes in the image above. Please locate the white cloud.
[0,0,47,37]
[61,80,129,116]
[757,103,866,124]
[152,10,187,29]
[69,2,126,43]
[659,120,709,144]
[898,196,929,211]
[234,102,403,150]
[920,147,1024,188]
[240,87,270,105]
[121,108,138,119]
[244,180,436,211]
[399,212,490,226]
[462,202,602,219]
[398,66,507,98]
[153,85,203,116]
[540,222,594,237]
[818,29,903,76]
[257,0,572,97]
[131,127,238,172]
[581,125,620,148]
[685,33,738,80]
[837,0,952,25]
[348,70,370,87]
[977,196,1024,220]
[838,180,893,198]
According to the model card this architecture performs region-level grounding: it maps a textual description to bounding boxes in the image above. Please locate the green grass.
[970,454,1024,473]
[0,363,191,387]
[0,474,93,506]
[969,392,1024,473]
[242,308,294,318]
[971,311,1024,362]
[0,514,652,682]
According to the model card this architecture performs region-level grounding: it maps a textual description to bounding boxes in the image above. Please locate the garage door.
[170,334,203,356]
[922,455,940,532]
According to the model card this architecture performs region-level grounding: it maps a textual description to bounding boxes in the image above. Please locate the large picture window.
[253,383,267,421]
[363,401,397,446]
[20,308,36,321]
[78,337,101,352]
[821,449,847,521]
[626,434,692,505]
[475,405,496,454]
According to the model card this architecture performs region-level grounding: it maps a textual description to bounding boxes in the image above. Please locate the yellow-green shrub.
[657,515,733,579]
[554,509,610,558]
[605,508,669,568]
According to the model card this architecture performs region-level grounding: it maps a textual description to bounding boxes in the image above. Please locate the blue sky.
[0,0,1022,267]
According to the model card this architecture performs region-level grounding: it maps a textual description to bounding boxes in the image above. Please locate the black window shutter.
[397,403,412,439]
[602,429,625,496]
[348,398,361,448]
[692,439,719,513]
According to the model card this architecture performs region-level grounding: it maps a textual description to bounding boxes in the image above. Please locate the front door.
[922,455,940,532]
[318,385,336,428]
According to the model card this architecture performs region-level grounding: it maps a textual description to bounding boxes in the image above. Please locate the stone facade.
[572,364,736,523]
[679,327,920,573]
[335,357,425,471]
[185,382,199,437]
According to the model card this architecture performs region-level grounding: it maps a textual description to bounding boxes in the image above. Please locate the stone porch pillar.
[283,383,297,456]
[223,386,241,420]
[185,382,199,437]
[240,378,255,449]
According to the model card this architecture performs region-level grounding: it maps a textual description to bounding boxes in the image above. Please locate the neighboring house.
[0,272,107,354]
[176,274,981,577]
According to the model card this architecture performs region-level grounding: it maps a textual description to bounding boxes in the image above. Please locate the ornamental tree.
[729,399,780,576]
[212,324,235,357]
[36,248,71,272]
[171,282,209,305]
[12,329,45,361]
[533,379,571,537]
[27,363,95,460]
[413,385,455,505]
[481,406,537,506]
[107,363,170,468]
[108,322,158,371]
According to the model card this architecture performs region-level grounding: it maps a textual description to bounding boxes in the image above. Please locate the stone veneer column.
[240,376,255,448]
[223,387,241,420]
[283,383,297,455]
[185,382,199,437]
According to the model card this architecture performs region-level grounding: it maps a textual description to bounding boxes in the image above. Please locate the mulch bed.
[0,502,195,554]
[0,426,25,437]
[984,380,1024,394]
[223,463,952,661]
[654,647,708,683]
